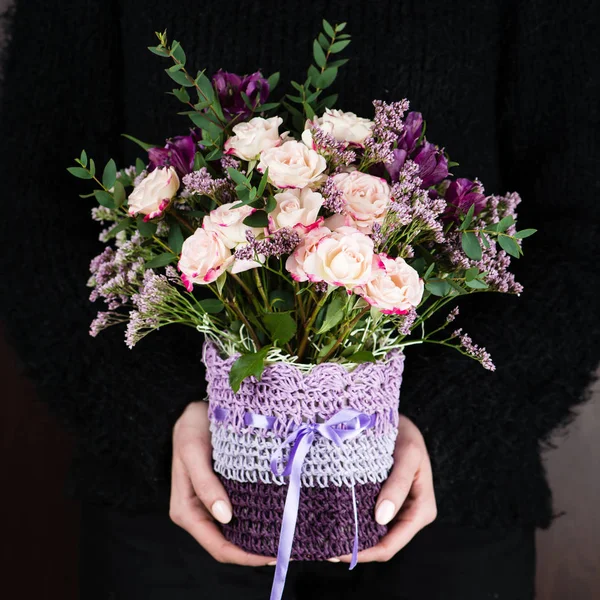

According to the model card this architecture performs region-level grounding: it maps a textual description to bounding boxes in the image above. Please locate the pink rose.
[304,108,374,147]
[332,171,391,234]
[270,187,324,234]
[127,166,179,221]
[178,228,233,290]
[301,226,374,288]
[355,254,424,314]
[285,226,331,282]
[203,202,262,249]
[224,116,283,161]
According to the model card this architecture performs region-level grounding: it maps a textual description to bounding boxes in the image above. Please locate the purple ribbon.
[246,408,375,600]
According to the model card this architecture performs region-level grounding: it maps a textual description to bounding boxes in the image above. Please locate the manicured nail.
[327,558,341,563]
[268,560,277,566]
[375,499,395,525]
[211,500,232,524]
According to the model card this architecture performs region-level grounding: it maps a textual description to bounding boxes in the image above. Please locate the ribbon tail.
[269,433,313,600]
[349,483,359,570]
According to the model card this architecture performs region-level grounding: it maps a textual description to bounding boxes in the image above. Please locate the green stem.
[319,306,370,363]
[297,292,329,360]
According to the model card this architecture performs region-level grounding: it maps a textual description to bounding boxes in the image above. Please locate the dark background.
[0,1,598,598]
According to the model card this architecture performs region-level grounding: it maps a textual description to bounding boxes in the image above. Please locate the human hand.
[170,401,275,566]
[338,414,437,563]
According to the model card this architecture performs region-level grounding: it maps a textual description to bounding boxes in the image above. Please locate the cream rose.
[127,166,179,220]
[203,203,262,249]
[257,140,327,189]
[270,187,324,233]
[285,226,331,282]
[333,171,391,234]
[355,255,424,314]
[303,109,374,148]
[178,228,233,290]
[301,226,374,288]
[224,116,283,161]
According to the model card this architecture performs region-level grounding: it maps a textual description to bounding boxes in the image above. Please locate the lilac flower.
[306,125,357,167]
[321,178,346,214]
[445,306,459,323]
[363,99,410,165]
[397,308,418,335]
[452,329,496,371]
[181,167,235,203]
[220,155,241,172]
[148,133,197,177]
[235,228,300,261]
[212,70,270,121]
[443,178,486,221]
[413,142,449,188]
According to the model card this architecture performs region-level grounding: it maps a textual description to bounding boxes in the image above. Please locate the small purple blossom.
[235,228,300,260]
[397,308,418,335]
[181,167,234,203]
[452,329,496,371]
[363,99,410,165]
[212,70,270,121]
[321,178,346,214]
[446,306,459,323]
[220,155,241,171]
[307,125,357,167]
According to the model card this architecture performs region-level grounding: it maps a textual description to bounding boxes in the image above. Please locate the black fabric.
[0,0,599,530]
[79,503,535,600]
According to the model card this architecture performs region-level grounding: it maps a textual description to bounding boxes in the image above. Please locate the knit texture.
[0,0,598,530]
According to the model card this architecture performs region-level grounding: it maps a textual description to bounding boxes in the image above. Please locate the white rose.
[224,116,283,161]
[333,171,391,234]
[203,203,262,249]
[258,140,327,189]
[285,226,331,282]
[128,166,179,220]
[178,228,233,289]
[355,255,424,314]
[310,108,374,146]
[270,187,324,233]
[302,226,374,288]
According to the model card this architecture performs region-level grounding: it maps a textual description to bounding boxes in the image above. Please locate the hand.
[170,401,275,566]
[338,414,437,563]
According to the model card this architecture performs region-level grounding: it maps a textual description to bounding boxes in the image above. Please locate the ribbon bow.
[244,408,375,600]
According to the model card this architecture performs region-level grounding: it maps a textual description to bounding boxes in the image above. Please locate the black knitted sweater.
[1,0,598,529]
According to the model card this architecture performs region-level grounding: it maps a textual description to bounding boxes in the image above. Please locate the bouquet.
[69,20,535,600]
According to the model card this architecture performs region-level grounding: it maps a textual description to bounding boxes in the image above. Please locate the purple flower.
[413,142,449,188]
[397,112,423,153]
[212,70,270,121]
[148,133,197,177]
[443,178,486,220]
[385,148,408,182]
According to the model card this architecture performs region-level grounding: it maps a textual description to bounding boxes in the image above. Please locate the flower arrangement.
[68,20,535,600]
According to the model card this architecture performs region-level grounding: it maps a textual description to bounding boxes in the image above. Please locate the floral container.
[203,341,405,560]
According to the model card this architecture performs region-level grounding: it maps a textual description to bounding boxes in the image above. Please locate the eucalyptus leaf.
[461,231,482,261]
[498,235,521,258]
[106,217,133,239]
[144,252,176,269]
[267,72,280,91]
[136,215,157,237]
[171,40,186,66]
[316,294,345,334]
[228,168,249,187]
[514,228,537,239]
[67,167,92,179]
[322,19,335,37]
[425,279,452,297]
[329,40,351,53]
[316,67,338,89]
[113,180,126,207]
[165,68,194,87]
[196,299,225,314]
[265,195,277,213]
[93,190,116,209]
[102,159,117,189]
[79,150,88,167]
[313,40,327,68]
[497,215,515,233]
[243,210,269,227]
[465,279,489,289]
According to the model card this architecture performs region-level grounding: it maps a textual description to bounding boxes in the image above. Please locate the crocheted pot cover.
[203,341,405,560]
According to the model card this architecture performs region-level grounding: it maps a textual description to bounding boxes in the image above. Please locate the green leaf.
[188,111,220,133]
[319,94,338,110]
[335,22,347,31]
[425,279,452,297]
[265,195,277,213]
[195,71,215,103]
[144,252,176,269]
[168,63,184,73]
[243,210,269,227]
[514,228,537,239]
[171,40,186,66]
[193,152,207,171]
[165,68,193,87]
[122,134,156,152]
[205,147,222,161]
[227,168,249,187]
[316,67,338,89]
[267,72,280,91]
[93,190,116,209]
[316,293,345,334]
[172,87,190,103]
[257,102,280,112]
[229,346,271,393]
[346,351,376,364]
[318,32,329,49]
[459,203,475,231]
[102,159,117,189]
[67,166,92,179]
[215,271,227,295]
[263,312,297,345]
[480,232,491,249]
[113,180,126,207]
[322,18,335,37]
[168,222,184,254]
[256,168,269,196]
[269,289,295,311]
[105,217,133,239]
[465,267,479,282]
[135,157,146,174]
[148,45,169,57]
[465,278,489,289]
[291,80,304,92]
[498,235,521,258]
[89,158,96,177]
[240,91,256,111]
[136,215,158,237]
[461,231,482,261]
[196,299,225,314]
[497,215,515,233]
[327,59,349,69]
[313,40,327,68]
[329,40,351,53]
[79,150,88,167]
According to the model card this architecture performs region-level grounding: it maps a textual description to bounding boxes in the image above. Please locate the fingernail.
[268,560,277,566]
[375,499,395,525]
[327,558,341,563]
[211,500,232,524]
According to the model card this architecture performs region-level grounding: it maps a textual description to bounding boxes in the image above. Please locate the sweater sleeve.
[400,0,600,452]
[0,1,204,507]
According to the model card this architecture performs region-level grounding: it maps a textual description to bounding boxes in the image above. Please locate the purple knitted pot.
[202,341,405,560]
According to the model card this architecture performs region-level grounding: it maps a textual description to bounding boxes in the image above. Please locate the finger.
[375,440,423,525]
[178,434,233,524]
